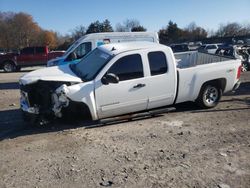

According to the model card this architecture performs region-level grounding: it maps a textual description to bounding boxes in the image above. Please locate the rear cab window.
[21,47,35,55]
[35,47,46,54]
[148,51,168,76]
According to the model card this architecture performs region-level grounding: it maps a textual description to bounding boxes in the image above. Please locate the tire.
[16,66,21,71]
[22,111,38,126]
[196,84,222,108]
[3,61,16,72]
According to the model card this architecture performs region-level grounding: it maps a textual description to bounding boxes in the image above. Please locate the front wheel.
[196,84,222,108]
[3,61,16,72]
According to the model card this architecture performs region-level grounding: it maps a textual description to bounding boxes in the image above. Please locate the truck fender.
[60,82,99,120]
[194,78,227,101]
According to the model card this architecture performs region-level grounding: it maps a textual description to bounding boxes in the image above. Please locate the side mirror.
[101,73,119,85]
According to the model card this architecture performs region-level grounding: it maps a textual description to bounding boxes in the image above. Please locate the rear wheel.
[3,61,16,72]
[196,84,222,108]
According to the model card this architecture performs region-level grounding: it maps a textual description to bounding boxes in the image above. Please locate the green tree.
[158,21,182,44]
[167,21,181,43]
[86,21,102,34]
[101,19,113,32]
[86,20,113,34]
[131,25,147,32]
[158,28,168,44]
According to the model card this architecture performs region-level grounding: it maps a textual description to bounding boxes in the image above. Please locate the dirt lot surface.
[0,68,249,188]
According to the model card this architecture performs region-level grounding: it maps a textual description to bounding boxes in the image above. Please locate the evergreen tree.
[131,25,147,32]
[101,19,113,32]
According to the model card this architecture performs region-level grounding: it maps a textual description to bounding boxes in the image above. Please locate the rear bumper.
[232,81,241,92]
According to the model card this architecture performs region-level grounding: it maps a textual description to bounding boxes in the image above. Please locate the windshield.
[70,48,113,81]
[64,41,79,56]
[64,36,87,57]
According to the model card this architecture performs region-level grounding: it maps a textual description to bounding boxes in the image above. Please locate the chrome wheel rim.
[204,86,218,105]
[4,63,13,72]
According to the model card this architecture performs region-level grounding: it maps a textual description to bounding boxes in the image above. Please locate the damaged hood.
[20,65,82,85]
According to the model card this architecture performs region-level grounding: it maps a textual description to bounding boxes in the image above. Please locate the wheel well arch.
[3,60,16,66]
[200,78,227,94]
[62,100,92,121]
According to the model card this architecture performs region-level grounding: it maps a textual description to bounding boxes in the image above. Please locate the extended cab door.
[95,53,148,119]
[17,47,35,66]
[33,47,48,65]
[144,50,177,109]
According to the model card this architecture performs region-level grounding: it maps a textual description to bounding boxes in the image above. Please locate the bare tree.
[123,19,140,32]
[71,25,86,40]
[115,19,141,32]
[10,12,41,49]
[216,22,242,37]
[184,22,207,41]
[115,23,126,32]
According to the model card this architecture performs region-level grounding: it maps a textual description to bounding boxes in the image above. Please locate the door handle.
[133,83,146,88]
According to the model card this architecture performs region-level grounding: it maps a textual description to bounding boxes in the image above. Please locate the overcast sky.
[1,0,250,35]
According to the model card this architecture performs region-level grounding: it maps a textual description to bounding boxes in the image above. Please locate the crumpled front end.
[20,81,72,123]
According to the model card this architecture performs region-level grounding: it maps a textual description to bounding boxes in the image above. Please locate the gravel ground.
[0,68,249,188]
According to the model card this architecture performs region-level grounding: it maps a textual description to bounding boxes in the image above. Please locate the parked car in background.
[187,41,202,51]
[215,46,240,59]
[0,46,65,72]
[20,42,241,124]
[0,49,5,55]
[237,45,250,71]
[47,32,159,67]
[198,44,223,54]
[170,43,189,53]
[215,45,250,71]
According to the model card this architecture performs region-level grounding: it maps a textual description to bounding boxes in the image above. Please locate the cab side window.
[74,42,92,59]
[21,47,34,55]
[108,54,143,81]
[35,47,45,54]
[148,51,168,76]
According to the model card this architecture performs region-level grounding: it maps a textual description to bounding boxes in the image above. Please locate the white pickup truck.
[19,42,241,123]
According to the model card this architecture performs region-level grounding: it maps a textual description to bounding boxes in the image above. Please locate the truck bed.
[174,51,235,69]
[174,51,241,104]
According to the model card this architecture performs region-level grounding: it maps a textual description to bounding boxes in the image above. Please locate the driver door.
[95,53,148,119]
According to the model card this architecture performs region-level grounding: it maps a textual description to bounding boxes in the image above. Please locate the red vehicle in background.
[0,46,64,72]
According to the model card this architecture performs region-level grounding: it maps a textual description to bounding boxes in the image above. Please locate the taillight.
[237,65,241,79]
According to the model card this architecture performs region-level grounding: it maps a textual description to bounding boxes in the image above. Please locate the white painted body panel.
[176,59,241,103]
[62,32,159,59]
[19,64,82,85]
[20,42,241,120]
